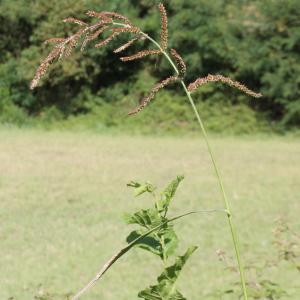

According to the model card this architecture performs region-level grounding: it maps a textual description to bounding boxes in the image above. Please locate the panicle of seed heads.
[120,50,161,62]
[188,74,263,98]
[170,48,186,78]
[158,3,168,50]
[63,17,87,26]
[31,17,108,88]
[128,76,178,115]
[113,37,140,53]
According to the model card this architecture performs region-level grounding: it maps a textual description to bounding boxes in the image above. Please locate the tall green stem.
[181,83,248,300]
[112,22,248,299]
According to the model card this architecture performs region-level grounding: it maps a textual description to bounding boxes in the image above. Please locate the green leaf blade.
[126,230,162,256]
[138,246,197,300]
[157,175,184,213]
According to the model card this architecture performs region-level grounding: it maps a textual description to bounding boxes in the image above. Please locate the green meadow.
[1,129,299,299]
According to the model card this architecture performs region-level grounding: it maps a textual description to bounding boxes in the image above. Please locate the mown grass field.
[1,129,299,299]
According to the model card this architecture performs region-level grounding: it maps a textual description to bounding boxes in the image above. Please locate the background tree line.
[0,0,299,132]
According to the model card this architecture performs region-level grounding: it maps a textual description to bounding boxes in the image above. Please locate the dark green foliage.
[228,0,300,127]
[0,0,299,129]
[126,176,196,298]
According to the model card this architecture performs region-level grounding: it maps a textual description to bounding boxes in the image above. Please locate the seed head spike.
[44,38,66,45]
[63,17,87,26]
[100,11,132,25]
[188,74,263,98]
[30,46,62,89]
[170,49,186,78]
[114,37,140,53]
[128,76,178,115]
[95,32,121,48]
[86,11,113,24]
[81,26,108,51]
[158,3,168,50]
[63,28,86,57]
[120,50,161,62]
[112,27,141,34]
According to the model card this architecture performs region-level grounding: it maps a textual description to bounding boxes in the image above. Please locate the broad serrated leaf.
[138,246,197,300]
[127,181,156,197]
[156,176,184,213]
[124,209,162,228]
[126,230,162,256]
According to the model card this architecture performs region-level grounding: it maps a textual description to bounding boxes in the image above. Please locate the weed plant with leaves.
[31,3,263,299]
[125,177,197,300]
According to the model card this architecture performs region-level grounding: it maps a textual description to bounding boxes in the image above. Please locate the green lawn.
[1,129,299,299]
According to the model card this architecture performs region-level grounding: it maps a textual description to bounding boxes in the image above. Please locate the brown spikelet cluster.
[86,10,130,24]
[114,37,140,53]
[86,11,113,24]
[95,32,121,48]
[30,47,62,90]
[86,10,108,20]
[170,49,186,78]
[188,74,263,98]
[101,11,132,24]
[44,38,66,45]
[120,50,161,62]
[158,3,168,50]
[128,76,178,115]
[112,26,141,34]
[81,26,108,51]
[63,17,87,26]
[64,28,86,57]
